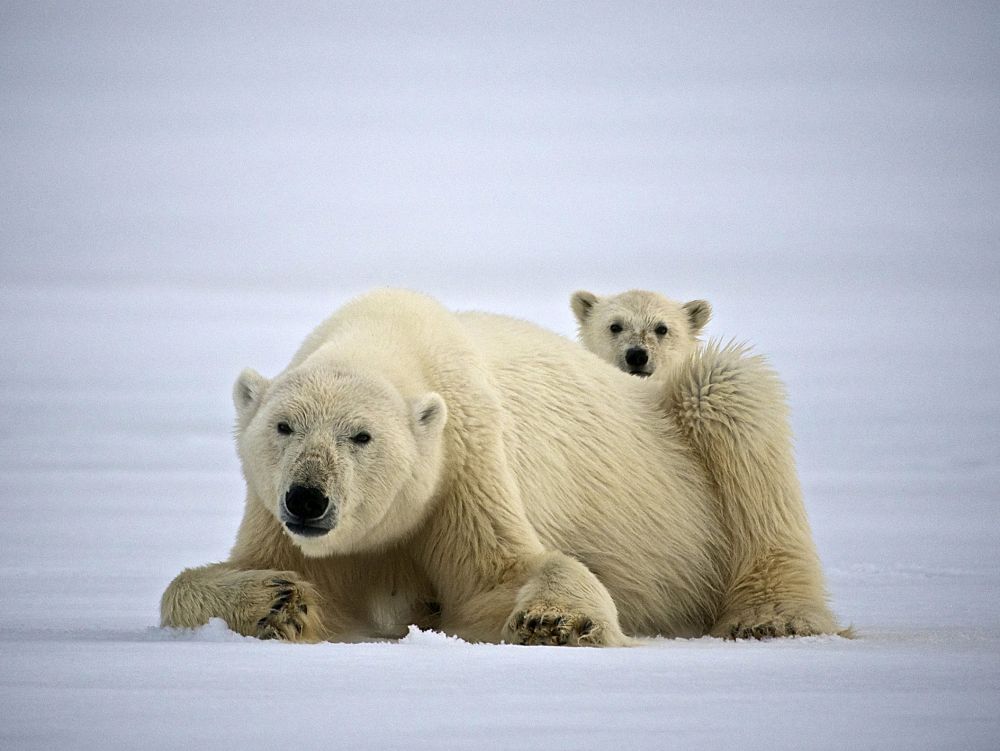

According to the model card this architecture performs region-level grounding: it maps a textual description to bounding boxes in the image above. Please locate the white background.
[1,2,998,748]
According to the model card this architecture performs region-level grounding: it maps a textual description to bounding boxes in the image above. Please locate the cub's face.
[571,290,711,378]
[233,365,446,557]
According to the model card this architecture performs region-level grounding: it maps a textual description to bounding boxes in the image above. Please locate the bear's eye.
[276,421,293,436]
[655,324,669,337]
[351,431,372,445]
[609,323,623,335]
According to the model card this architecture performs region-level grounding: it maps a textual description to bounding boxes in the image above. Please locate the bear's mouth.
[283,520,333,538]
[279,509,338,538]
[628,369,652,378]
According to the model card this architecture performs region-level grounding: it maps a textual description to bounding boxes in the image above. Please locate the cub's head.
[232,364,447,557]
[571,289,711,378]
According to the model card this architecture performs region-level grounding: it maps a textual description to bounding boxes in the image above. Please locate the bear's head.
[571,289,711,378]
[232,364,447,556]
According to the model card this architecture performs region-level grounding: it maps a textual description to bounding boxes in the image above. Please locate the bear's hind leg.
[664,341,840,638]
[709,547,839,638]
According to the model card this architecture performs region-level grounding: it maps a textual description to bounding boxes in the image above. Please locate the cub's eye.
[655,324,669,336]
[351,431,372,445]
[609,323,623,335]
[276,422,293,436]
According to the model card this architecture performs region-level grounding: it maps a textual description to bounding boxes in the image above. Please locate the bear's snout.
[625,347,649,369]
[282,485,334,538]
[284,484,330,520]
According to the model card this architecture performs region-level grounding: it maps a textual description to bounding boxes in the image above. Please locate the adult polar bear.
[161,289,839,644]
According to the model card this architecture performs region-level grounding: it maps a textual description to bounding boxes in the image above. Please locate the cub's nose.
[625,347,649,367]
[284,485,330,521]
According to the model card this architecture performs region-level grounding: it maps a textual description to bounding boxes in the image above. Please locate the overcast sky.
[1,2,997,297]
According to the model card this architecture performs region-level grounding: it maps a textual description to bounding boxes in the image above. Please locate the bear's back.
[457,311,723,635]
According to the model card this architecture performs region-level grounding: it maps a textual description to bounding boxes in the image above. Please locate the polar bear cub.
[571,289,711,378]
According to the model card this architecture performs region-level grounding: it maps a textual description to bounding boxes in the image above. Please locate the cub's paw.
[506,606,610,646]
[236,572,324,642]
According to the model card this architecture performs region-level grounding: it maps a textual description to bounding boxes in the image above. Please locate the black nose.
[284,485,330,521]
[625,347,649,367]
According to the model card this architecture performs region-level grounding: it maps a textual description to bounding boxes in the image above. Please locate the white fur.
[663,340,843,637]
[161,289,840,645]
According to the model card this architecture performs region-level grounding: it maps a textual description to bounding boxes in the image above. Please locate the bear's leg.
[665,342,840,638]
[708,546,839,638]
[438,550,629,646]
[503,552,632,646]
[418,469,630,646]
[160,563,326,642]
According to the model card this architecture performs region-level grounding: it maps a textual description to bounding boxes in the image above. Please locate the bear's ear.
[570,290,599,325]
[233,368,270,423]
[683,299,712,335]
[411,392,447,439]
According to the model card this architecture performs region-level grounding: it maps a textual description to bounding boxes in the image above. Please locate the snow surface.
[1,3,998,749]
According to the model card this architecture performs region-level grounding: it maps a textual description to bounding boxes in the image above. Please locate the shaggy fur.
[663,340,840,637]
[161,289,839,644]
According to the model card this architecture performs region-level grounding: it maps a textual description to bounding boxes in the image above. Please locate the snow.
[1,3,998,749]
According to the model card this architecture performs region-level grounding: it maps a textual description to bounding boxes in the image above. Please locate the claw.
[258,625,278,640]
[271,590,293,612]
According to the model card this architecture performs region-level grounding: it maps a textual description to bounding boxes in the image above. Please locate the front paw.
[506,606,609,646]
[254,577,319,640]
[236,572,324,642]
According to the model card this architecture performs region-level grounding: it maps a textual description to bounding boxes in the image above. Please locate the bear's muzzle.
[281,484,337,537]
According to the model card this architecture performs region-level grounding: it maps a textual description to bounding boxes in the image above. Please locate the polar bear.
[161,289,840,644]
[571,289,711,378]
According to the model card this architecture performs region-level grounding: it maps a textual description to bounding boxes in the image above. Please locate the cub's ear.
[233,368,271,424]
[570,290,600,325]
[683,299,712,335]
[411,392,447,438]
